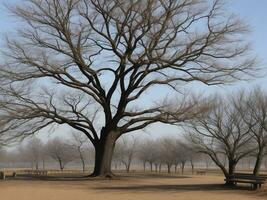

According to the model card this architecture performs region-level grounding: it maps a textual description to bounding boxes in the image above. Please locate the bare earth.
[0,174,267,200]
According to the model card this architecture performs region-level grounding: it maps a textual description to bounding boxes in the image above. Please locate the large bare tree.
[0,0,258,177]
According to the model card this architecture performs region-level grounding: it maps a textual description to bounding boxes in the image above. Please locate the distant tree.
[28,137,44,170]
[71,132,90,172]
[113,136,138,173]
[18,137,44,170]
[159,138,175,173]
[138,140,158,172]
[175,141,191,174]
[45,138,76,171]
[0,0,258,177]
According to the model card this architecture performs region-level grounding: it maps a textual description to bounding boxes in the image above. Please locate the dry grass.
[0,173,267,200]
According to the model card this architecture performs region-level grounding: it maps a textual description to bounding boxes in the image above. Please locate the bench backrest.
[229,174,266,181]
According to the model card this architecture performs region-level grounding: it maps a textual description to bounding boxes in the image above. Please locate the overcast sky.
[0,0,267,145]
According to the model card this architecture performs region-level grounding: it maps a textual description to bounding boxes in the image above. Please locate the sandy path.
[0,174,266,200]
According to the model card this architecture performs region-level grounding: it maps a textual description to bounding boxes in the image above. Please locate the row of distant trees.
[114,137,197,174]
[0,133,92,172]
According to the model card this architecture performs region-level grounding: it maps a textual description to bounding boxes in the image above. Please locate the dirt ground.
[0,173,267,200]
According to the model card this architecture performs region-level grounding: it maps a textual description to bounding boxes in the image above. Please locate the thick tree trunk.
[207,154,231,185]
[91,133,117,177]
[224,160,237,185]
[228,160,236,176]
[253,149,264,176]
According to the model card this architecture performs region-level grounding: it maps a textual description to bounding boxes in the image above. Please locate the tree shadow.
[95,183,252,192]
[120,173,192,179]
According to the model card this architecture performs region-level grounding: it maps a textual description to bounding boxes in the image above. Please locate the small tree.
[138,140,158,172]
[71,132,90,172]
[113,135,138,173]
[45,138,76,171]
[159,138,176,173]
[18,137,44,170]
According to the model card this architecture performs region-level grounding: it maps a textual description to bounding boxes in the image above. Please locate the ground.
[0,173,267,200]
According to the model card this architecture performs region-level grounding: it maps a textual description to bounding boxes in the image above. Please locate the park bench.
[0,171,5,180]
[196,170,206,175]
[224,173,266,190]
[24,170,48,176]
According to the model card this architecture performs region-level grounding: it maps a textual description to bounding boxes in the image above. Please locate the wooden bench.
[24,170,48,176]
[225,173,266,190]
[0,171,5,180]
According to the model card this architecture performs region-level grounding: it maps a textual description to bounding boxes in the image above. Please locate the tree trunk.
[126,159,132,173]
[126,165,130,173]
[155,164,158,172]
[223,160,237,185]
[174,165,177,173]
[35,161,39,170]
[81,159,85,172]
[143,162,146,172]
[91,133,117,177]
[159,164,161,173]
[190,160,194,174]
[228,160,236,176]
[42,159,45,170]
[253,148,264,176]
[59,160,64,171]
[150,162,153,172]
[181,162,185,174]
[167,164,171,173]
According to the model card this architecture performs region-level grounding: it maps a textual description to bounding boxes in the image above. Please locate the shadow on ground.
[95,183,252,192]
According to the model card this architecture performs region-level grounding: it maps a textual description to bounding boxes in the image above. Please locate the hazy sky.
[0,0,267,143]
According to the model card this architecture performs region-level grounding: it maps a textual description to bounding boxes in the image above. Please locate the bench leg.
[252,184,258,190]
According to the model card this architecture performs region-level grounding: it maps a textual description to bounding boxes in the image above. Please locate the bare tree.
[71,131,90,172]
[0,0,258,177]
[186,96,255,184]
[235,88,267,175]
[175,141,191,174]
[159,138,175,173]
[45,138,76,171]
[138,140,159,172]
[113,135,138,173]
[18,137,44,170]
[29,137,44,170]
